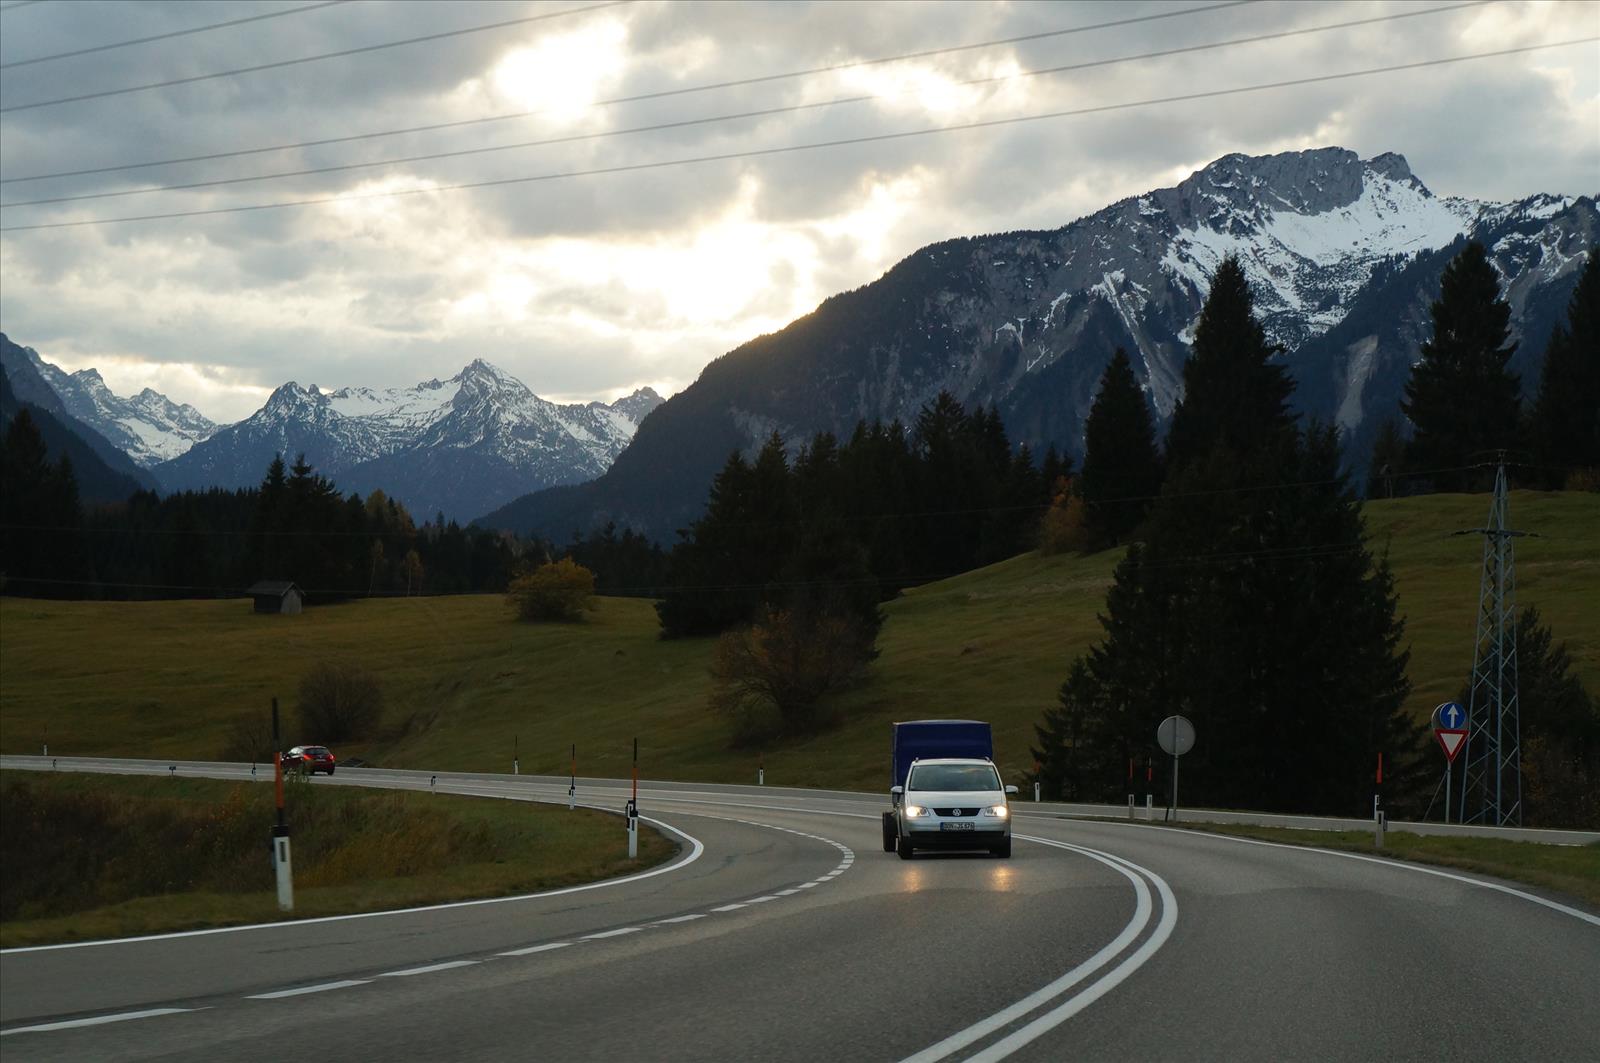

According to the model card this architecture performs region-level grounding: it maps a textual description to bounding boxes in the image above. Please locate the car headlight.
[904,804,931,818]
[982,804,1009,818]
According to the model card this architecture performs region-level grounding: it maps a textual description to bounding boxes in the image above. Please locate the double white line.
[901,835,1177,1063]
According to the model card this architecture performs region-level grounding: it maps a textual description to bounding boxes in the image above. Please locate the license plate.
[940,822,975,831]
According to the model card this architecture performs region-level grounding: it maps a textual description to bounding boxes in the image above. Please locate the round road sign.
[1157,715,1195,757]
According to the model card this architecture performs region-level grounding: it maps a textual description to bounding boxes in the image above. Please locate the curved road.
[1,758,1596,1061]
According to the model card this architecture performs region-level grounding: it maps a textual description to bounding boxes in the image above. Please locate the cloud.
[0,0,1594,425]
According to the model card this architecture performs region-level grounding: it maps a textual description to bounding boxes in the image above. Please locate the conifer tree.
[1366,418,1409,500]
[1163,256,1295,476]
[1080,348,1163,546]
[1401,240,1521,490]
[1530,247,1599,487]
[1031,266,1417,816]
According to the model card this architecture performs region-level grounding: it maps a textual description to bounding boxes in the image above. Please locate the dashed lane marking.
[247,980,370,1000]
[498,942,571,956]
[379,961,479,977]
[1,1008,202,1037]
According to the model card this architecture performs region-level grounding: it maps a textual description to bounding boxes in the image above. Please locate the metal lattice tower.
[1457,457,1525,826]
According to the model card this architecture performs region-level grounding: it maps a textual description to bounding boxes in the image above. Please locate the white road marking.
[710,903,746,912]
[1,1008,200,1037]
[797,881,819,888]
[1122,823,1600,928]
[652,914,706,925]
[580,927,643,940]
[248,980,369,1000]
[775,889,800,896]
[1,807,705,954]
[745,896,778,904]
[378,960,479,977]
[963,842,1179,1062]
[899,838,1175,1063]
[499,942,572,956]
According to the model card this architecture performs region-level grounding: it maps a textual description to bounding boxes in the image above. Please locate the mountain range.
[1,335,663,522]
[154,361,662,522]
[480,147,1595,541]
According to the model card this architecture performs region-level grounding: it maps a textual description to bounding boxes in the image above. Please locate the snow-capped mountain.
[0,338,217,467]
[156,359,663,522]
[481,147,1595,540]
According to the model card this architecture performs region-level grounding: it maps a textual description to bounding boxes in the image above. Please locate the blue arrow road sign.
[1433,701,1467,730]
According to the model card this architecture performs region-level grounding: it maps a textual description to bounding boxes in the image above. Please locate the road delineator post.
[569,743,577,810]
[758,751,764,787]
[513,733,519,776]
[1374,752,1386,849]
[631,738,639,856]
[270,697,293,912]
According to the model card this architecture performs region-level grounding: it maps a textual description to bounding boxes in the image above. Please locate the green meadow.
[2,491,1595,793]
[0,770,673,947]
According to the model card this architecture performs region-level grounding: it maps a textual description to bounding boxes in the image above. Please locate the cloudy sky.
[0,0,1595,422]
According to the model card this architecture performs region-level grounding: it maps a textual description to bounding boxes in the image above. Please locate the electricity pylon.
[1456,456,1526,826]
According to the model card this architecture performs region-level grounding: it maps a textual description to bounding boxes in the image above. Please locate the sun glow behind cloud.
[489,19,630,123]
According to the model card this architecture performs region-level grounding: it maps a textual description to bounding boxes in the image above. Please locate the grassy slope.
[0,770,673,947]
[1,491,1595,793]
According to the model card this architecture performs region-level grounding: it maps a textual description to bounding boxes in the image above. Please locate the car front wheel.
[896,834,914,860]
[881,813,896,853]
[993,836,1011,858]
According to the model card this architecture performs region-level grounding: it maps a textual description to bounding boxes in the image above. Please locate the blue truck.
[883,720,1014,858]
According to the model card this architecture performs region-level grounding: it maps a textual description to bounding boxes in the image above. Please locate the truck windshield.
[908,764,1000,792]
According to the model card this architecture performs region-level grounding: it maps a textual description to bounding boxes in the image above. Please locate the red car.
[283,745,336,775]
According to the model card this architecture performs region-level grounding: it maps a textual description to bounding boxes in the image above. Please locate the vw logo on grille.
[951,809,962,816]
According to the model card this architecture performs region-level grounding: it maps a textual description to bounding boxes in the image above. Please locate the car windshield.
[908,764,1000,792]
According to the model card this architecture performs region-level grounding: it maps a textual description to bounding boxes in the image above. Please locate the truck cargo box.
[891,719,993,789]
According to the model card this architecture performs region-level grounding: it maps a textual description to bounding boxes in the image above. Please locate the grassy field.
[1133,821,1600,907]
[1,491,1595,793]
[0,770,673,947]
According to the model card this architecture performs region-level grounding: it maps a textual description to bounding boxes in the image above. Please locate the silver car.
[890,758,1016,859]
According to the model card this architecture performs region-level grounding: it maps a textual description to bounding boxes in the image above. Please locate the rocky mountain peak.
[609,386,665,423]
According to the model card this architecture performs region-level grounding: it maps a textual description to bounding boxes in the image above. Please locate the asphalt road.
[2,757,1596,1062]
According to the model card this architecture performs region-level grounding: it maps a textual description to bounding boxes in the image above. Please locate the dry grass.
[0,770,673,947]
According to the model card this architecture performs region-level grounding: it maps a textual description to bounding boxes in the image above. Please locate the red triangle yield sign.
[1436,729,1467,763]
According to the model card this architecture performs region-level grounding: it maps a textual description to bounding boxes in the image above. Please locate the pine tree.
[1401,240,1521,491]
[1032,266,1416,815]
[0,410,87,597]
[1080,349,1164,546]
[1366,417,1409,500]
[1163,256,1295,476]
[1530,247,1599,487]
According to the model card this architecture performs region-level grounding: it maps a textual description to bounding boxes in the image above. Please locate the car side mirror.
[890,785,904,796]
[1004,785,1019,796]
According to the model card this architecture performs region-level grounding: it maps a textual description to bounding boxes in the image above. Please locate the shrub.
[220,712,277,764]
[506,557,597,622]
[1038,492,1093,555]
[709,607,874,743]
[297,660,384,742]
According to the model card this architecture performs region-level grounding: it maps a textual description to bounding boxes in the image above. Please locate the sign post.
[1432,701,1469,823]
[1156,715,1195,822]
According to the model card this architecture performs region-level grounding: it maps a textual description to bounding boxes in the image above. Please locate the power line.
[3,36,1588,234]
[0,0,1252,184]
[0,1,631,114]
[0,2,1489,209]
[0,1,353,70]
